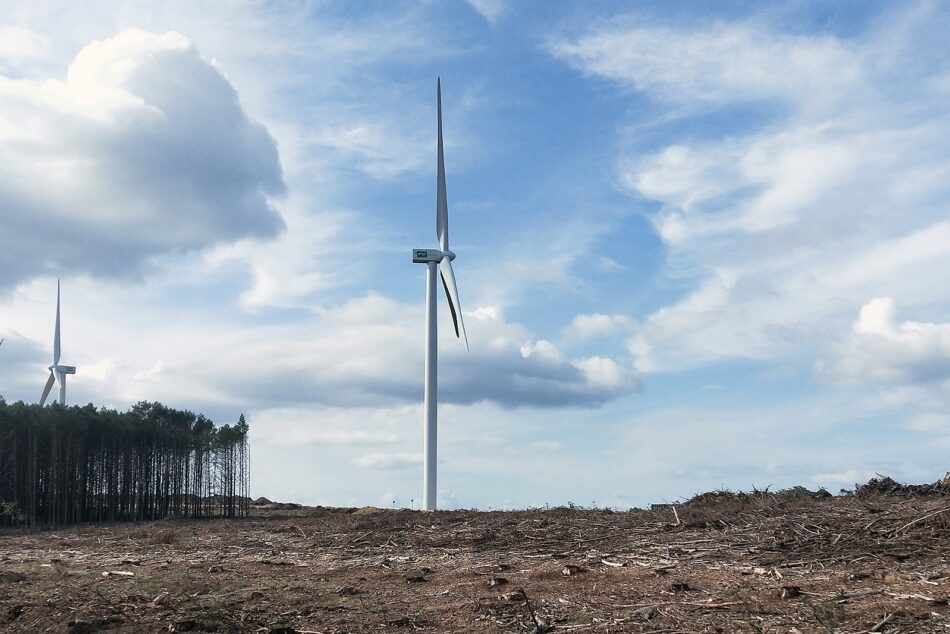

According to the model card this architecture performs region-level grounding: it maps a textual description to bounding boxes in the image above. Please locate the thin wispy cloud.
[355,452,423,470]
[465,0,506,25]
[551,20,864,111]
[554,5,950,383]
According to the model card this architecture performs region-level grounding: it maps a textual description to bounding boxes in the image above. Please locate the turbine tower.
[412,79,469,511]
[40,280,77,406]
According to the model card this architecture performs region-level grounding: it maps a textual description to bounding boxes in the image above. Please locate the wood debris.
[0,478,947,632]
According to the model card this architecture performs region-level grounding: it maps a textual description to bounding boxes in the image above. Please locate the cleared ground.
[1,479,948,633]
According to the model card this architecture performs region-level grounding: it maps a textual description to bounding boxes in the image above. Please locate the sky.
[1,1,948,510]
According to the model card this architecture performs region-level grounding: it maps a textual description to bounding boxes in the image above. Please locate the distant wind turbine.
[411,79,469,511]
[40,280,77,406]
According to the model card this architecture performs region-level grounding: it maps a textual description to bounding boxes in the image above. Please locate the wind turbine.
[412,78,469,511]
[40,280,77,406]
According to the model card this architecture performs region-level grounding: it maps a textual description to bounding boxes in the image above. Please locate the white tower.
[412,79,469,511]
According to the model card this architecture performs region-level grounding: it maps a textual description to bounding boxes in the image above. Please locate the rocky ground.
[1,477,948,633]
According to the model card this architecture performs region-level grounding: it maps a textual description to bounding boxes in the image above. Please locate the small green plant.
[411,607,432,627]
[0,499,24,522]
[780,485,813,499]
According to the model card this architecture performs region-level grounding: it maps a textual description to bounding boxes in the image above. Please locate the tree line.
[0,400,249,526]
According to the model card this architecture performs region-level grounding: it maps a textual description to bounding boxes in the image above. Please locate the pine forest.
[0,400,250,526]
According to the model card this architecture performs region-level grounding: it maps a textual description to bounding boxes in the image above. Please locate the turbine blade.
[40,370,55,406]
[439,256,469,352]
[436,78,449,252]
[53,279,61,365]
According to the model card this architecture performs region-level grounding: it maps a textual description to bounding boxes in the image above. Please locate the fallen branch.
[518,588,553,633]
[198,586,267,600]
[870,613,893,632]
[891,506,950,536]
[884,591,942,602]
[837,588,884,604]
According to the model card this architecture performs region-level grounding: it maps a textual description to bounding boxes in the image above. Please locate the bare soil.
[1,480,948,633]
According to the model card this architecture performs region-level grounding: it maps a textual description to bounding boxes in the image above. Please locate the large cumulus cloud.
[820,298,950,386]
[195,296,640,409]
[0,28,284,288]
[44,292,640,411]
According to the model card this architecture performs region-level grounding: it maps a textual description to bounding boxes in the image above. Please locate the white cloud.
[0,28,285,288]
[443,307,640,407]
[595,256,625,272]
[528,440,562,451]
[904,412,950,433]
[207,207,355,310]
[467,218,612,307]
[566,313,636,341]
[633,125,860,244]
[551,20,863,111]
[312,118,431,180]
[819,298,950,386]
[0,26,51,67]
[465,0,505,24]
[355,452,422,470]
[0,281,638,412]
[611,394,947,501]
[249,405,405,447]
[576,356,639,392]
[811,469,874,487]
[552,7,950,377]
[0,332,46,401]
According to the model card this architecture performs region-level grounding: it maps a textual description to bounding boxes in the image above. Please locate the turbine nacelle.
[412,247,468,351]
[412,248,456,263]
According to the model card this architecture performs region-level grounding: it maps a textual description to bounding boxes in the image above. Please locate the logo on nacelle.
[412,248,442,263]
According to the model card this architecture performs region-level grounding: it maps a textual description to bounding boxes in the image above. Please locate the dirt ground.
[1,479,948,633]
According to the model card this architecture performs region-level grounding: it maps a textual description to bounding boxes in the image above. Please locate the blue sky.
[1,1,948,509]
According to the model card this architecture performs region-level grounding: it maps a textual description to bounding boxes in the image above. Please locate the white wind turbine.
[412,79,469,511]
[40,280,77,406]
